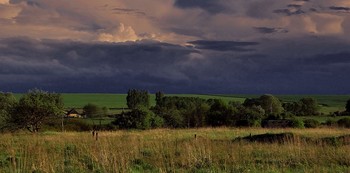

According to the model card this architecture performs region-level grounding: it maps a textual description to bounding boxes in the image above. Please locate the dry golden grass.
[0,128,349,172]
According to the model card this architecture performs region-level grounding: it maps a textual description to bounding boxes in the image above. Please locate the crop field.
[0,128,349,172]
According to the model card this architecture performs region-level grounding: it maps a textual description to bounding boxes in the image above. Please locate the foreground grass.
[0,128,349,173]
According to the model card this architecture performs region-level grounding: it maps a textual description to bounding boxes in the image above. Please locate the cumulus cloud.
[1,0,349,42]
[98,23,139,42]
[0,0,21,19]
[0,0,9,4]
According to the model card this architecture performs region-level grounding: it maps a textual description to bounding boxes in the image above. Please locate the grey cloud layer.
[1,37,350,94]
[174,0,229,14]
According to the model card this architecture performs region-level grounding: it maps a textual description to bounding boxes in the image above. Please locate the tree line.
[113,89,350,129]
[1,89,350,132]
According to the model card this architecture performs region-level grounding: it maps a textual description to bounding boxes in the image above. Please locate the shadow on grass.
[234,132,350,146]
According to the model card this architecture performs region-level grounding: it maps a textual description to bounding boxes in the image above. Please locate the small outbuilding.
[66,109,83,118]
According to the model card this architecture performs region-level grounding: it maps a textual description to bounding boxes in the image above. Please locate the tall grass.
[0,128,349,172]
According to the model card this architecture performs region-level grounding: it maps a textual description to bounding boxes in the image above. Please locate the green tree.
[0,92,17,129]
[9,89,64,133]
[283,102,302,116]
[126,89,150,109]
[299,98,319,116]
[258,94,284,115]
[207,99,229,126]
[234,105,265,127]
[83,103,104,118]
[113,107,163,129]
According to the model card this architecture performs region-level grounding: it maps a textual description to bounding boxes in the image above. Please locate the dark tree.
[155,91,164,107]
[283,98,319,116]
[299,98,319,116]
[113,107,163,129]
[243,98,260,107]
[283,102,302,115]
[207,99,229,126]
[83,103,105,118]
[9,89,64,133]
[126,89,150,109]
[153,96,209,128]
[346,99,350,113]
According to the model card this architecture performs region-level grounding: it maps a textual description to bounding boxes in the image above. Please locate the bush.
[150,115,164,128]
[337,118,350,128]
[113,107,164,129]
[303,119,320,128]
[325,119,337,127]
[235,119,261,127]
[289,118,304,128]
[64,119,92,131]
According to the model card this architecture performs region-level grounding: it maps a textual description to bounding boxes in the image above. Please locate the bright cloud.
[0,1,21,19]
[98,23,139,42]
[0,0,9,4]
[0,0,350,42]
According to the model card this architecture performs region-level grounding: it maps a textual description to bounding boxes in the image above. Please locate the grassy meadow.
[0,128,349,173]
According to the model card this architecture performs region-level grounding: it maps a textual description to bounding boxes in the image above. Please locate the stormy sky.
[1,0,350,94]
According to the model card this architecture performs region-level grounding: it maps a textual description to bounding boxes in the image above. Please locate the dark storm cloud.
[302,52,350,65]
[273,8,305,16]
[254,27,288,34]
[309,8,318,12]
[174,0,229,14]
[0,37,200,93]
[329,6,350,12]
[273,2,307,16]
[287,4,302,8]
[188,40,259,52]
[168,28,205,38]
[1,37,350,94]
[112,8,146,16]
[9,0,41,7]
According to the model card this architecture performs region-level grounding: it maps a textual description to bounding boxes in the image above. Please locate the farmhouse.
[65,109,83,118]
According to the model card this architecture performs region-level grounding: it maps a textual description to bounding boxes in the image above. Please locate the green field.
[275,95,350,114]
[14,93,349,115]
[1,128,349,172]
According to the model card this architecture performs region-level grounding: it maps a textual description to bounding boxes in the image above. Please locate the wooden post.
[61,114,64,132]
